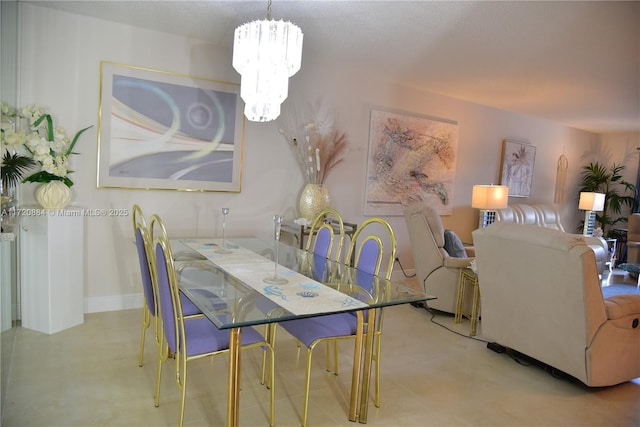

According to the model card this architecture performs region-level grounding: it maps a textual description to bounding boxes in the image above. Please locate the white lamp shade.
[471,185,509,210]
[578,192,605,211]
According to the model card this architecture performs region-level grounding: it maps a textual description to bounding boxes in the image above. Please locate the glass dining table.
[171,237,435,427]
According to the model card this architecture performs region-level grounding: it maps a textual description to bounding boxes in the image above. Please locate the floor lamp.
[579,192,605,236]
[471,185,509,228]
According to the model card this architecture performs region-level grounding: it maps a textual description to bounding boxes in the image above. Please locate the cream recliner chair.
[496,203,608,275]
[404,201,474,313]
[473,223,640,386]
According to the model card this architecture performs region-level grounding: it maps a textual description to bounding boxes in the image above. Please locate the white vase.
[299,183,331,220]
[35,181,72,210]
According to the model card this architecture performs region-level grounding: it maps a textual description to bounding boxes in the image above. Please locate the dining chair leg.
[301,346,316,427]
[260,324,270,386]
[374,335,381,408]
[267,344,276,427]
[333,340,339,376]
[261,324,277,388]
[154,348,165,407]
[139,306,150,367]
[178,356,188,427]
[325,341,331,371]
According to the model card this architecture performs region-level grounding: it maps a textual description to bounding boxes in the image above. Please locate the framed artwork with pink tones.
[97,61,244,192]
[364,107,459,215]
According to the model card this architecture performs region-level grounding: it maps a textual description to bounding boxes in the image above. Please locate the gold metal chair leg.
[301,346,316,427]
[154,345,166,407]
[374,334,381,408]
[333,340,339,376]
[178,357,187,427]
[325,341,331,372]
[139,307,150,367]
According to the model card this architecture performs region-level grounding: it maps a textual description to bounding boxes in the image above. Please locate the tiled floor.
[2,272,640,427]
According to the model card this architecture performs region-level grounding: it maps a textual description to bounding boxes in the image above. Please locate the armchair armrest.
[443,256,474,269]
[584,235,607,251]
[464,245,475,257]
[604,294,640,320]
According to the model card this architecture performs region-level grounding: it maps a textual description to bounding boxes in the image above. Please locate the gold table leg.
[227,327,242,427]
[358,308,377,424]
[349,311,365,422]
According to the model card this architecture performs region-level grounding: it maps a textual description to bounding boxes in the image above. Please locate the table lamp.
[578,192,605,236]
[471,184,509,228]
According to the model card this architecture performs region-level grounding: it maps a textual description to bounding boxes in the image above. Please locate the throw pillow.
[444,229,467,258]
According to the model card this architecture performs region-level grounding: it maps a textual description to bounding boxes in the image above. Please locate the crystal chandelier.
[232,0,303,122]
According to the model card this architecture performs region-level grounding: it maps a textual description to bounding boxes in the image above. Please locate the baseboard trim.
[85,293,143,313]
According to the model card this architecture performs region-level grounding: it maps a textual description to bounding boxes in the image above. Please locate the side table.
[605,238,617,271]
[455,268,481,336]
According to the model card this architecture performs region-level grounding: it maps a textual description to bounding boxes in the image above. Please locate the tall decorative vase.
[299,183,331,220]
[35,181,72,210]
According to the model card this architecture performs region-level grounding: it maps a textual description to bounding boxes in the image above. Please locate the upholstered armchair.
[473,223,640,387]
[404,201,474,313]
[495,203,608,275]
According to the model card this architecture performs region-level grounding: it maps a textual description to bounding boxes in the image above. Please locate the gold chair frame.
[272,217,396,426]
[149,214,275,427]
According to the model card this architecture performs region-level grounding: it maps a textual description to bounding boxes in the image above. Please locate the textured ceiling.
[27,0,640,133]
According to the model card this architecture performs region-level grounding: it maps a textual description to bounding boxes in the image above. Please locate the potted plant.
[577,162,637,236]
[1,151,35,214]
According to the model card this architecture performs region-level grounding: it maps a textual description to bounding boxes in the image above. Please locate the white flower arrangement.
[0,103,92,187]
[278,101,348,185]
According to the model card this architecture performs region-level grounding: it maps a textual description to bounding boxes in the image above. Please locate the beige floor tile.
[2,271,640,426]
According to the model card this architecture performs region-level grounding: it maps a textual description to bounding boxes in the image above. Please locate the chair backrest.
[132,204,156,316]
[512,204,540,226]
[472,222,606,384]
[403,201,447,281]
[495,206,518,223]
[346,217,397,281]
[532,204,565,232]
[305,208,345,262]
[149,214,181,355]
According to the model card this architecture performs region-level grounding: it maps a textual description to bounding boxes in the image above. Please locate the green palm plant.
[578,162,637,236]
[1,151,36,189]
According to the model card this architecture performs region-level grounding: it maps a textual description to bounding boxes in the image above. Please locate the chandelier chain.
[266,0,272,20]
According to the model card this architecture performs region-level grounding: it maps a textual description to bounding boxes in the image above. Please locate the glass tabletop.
[172,237,435,329]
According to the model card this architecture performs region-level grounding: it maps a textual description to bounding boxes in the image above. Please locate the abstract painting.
[365,108,459,215]
[97,61,244,191]
[500,139,536,197]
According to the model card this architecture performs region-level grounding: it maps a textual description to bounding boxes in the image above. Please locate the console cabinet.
[20,209,84,334]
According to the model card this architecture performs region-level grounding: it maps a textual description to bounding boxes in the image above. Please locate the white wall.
[17,4,638,311]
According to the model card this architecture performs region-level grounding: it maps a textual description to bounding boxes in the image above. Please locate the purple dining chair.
[150,213,275,427]
[274,217,397,427]
[132,204,206,368]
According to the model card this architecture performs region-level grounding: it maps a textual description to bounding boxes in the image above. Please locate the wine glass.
[215,207,233,254]
[263,214,288,284]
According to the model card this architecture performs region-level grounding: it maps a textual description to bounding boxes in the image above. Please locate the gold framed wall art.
[97,61,244,192]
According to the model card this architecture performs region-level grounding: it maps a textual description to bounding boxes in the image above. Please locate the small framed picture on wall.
[500,139,536,197]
